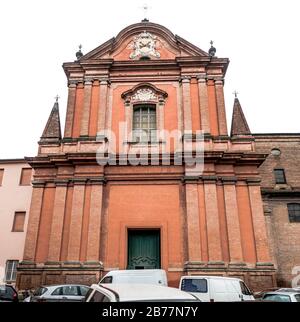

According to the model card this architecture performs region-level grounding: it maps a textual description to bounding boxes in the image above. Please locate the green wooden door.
[127,230,160,269]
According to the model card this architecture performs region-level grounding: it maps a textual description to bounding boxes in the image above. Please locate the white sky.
[0,0,299,158]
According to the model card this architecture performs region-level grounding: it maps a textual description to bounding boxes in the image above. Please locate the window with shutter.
[19,168,32,185]
[12,211,26,232]
[0,169,4,186]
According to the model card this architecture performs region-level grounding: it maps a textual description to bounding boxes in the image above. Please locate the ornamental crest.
[132,88,157,101]
[130,31,160,59]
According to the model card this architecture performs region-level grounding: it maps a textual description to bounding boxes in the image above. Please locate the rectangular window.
[133,105,157,142]
[19,168,32,185]
[5,260,19,282]
[12,211,26,232]
[181,278,208,293]
[288,203,300,223]
[0,168,4,186]
[274,169,287,184]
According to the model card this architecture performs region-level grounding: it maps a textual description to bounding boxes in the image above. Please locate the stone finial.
[209,40,216,57]
[76,44,83,61]
[230,96,251,136]
[40,99,62,143]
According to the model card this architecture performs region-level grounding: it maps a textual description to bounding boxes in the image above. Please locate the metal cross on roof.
[55,95,60,102]
[140,3,151,21]
[233,90,239,98]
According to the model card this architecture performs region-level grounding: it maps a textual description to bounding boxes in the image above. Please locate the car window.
[89,290,111,302]
[62,286,79,296]
[239,281,252,295]
[101,276,113,283]
[79,286,89,296]
[263,294,291,302]
[0,285,14,299]
[34,287,48,296]
[84,288,94,302]
[181,278,208,293]
[51,287,63,296]
[294,294,300,302]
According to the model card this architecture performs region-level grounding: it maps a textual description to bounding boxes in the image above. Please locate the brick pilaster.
[86,183,104,261]
[67,182,85,261]
[204,181,222,261]
[97,79,109,134]
[47,183,68,262]
[248,184,272,263]
[80,80,93,137]
[215,78,228,136]
[181,76,192,133]
[64,81,77,138]
[185,182,202,261]
[223,182,243,262]
[23,185,44,261]
[197,75,210,133]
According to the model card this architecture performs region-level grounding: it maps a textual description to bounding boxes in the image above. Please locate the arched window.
[133,104,156,142]
[287,203,300,222]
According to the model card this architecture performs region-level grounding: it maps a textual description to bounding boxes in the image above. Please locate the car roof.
[39,284,89,288]
[95,284,197,301]
[264,291,300,296]
[105,269,165,274]
[276,288,300,293]
[181,275,243,282]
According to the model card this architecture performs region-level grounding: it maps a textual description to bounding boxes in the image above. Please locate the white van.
[99,269,168,286]
[179,276,254,302]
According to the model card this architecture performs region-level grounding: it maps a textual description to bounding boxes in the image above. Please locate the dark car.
[0,284,19,302]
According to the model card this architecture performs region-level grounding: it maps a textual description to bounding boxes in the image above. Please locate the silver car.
[261,288,300,302]
[24,284,89,302]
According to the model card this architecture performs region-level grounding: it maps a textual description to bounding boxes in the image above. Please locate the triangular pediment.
[80,22,209,61]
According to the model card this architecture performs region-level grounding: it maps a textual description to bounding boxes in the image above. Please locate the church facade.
[17,21,276,290]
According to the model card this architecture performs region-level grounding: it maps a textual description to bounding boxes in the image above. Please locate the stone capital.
[84,78,93,85]
[180,75,191,83]
[196,74,207,82]
[68,80,78,87]
[89,177,106,185]
[72,178,87,185]
[214,77,225,85]
[32,180,46,188]
[54,179,69,187]
[99,78,110,85]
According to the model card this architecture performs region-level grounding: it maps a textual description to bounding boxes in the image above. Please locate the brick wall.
[255,134,300,287]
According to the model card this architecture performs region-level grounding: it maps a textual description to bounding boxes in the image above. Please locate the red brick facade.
[17,22,276,291]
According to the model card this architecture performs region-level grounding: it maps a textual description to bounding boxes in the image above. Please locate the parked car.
[99,269,168,286]
[179,276,254,302]
[261,289,300,302]
[24,284,89,302]
[85,283,200,302]
[0,284,19,302]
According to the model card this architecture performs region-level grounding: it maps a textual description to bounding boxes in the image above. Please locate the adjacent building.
[0,159,32,285]
[255,133,300,287]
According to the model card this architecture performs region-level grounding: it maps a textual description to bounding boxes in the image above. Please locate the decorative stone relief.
[130,31,160,59]
[132,88,157,101]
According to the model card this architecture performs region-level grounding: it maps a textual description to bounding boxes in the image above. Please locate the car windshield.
[34,287,48,296]
[263,294,291,302]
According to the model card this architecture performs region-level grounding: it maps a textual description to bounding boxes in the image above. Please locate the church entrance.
[127,229,161,269]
